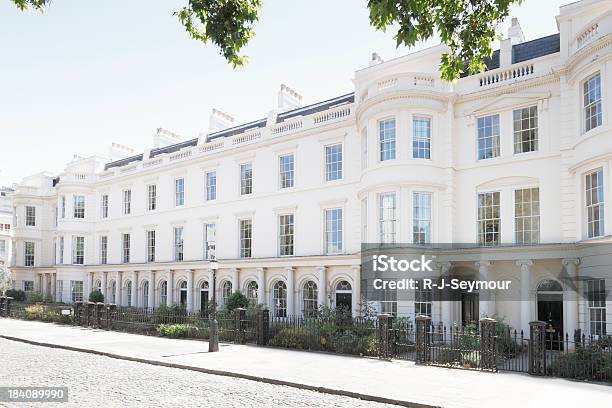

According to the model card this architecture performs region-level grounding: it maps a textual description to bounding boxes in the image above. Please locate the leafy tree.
[224,290,248,311]
[0,264,11,295]
[10,0,524,80]
[88,290,104,303]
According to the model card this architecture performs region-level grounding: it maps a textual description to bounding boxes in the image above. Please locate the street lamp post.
[208,254,219,352]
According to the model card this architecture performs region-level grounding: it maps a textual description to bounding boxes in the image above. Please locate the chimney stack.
[108,142,136,161]
[154,128,182,148]
[277,84,303,112]
[507,18,525,45]
[369,52,384,67]
[500,17,525,67]
[209,109,235,133]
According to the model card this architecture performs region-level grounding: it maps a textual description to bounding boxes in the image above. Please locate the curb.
[0,334,440,408]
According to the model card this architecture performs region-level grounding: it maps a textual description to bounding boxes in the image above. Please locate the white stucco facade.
[6,0,612,338]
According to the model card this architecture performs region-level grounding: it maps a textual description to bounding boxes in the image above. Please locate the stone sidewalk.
[0,319,610,408]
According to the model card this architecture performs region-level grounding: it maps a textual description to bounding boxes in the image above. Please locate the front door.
[461,292,479,326]
[537,296,563,350]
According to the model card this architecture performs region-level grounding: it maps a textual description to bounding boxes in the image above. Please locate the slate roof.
[104,154,144,171]
[460,33,560,78]
[149,138,198,158]
[276,93,355,123]
[206,118,267,142]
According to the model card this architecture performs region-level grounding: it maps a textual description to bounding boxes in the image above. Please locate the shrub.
[550,344,612,382]
[24,304,61,322]
[153,304,187,324]
[270,328,311,349]
[88,291,104,303]
[225,291,249,312]
[156,324,198,338]
[29,292,44,303]
[5,289,26,302]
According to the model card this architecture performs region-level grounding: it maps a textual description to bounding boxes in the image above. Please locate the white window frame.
[240,162,253,195]
[324,207,343,254]
[71,280,84,303]
[583,72,602,134]
[24,241,35,267]
[100,235,108,265]
[72,236,85,265]
[477,191,501,246]
[514,187,540,245]
[239,218,252,258]
[175,178,185,207]
[585,279,607,336]
[325,143,343,182]
[379,192,397,244]
[412,116,432,160]
[101,194,109,218]
[279,153,295,189]
[477,114,500,160]
[73,195,85,219]
[122,233,130,263]
[147,184,157,211]
[25,206,36,227]
[123,189,131,215]
[585,169,605,239]
[379,118,396,162]
[204,222,216,260]
[278,213,294,256]
[513,105,538,154]
[206,171,217,201]
[146,230,155,262]
[413,192,432,245]
[174,226,184,261]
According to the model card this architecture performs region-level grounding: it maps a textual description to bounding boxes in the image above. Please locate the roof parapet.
[109,142,136,161]
[154,127,182,148]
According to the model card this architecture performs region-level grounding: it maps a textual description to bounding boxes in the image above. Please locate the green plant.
[156,323,197,338]
[153,304,188,324]
[29,291,44,303]
[550,345,612,382]
[5,289,26,302]
[88,290,104,303]
[24,304,61,322]
[224,291,249,312]
[270,328,311,350]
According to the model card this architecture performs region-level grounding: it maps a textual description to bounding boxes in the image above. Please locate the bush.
[89,291,104,303]
[29,292,44,303]
[225,291,249,312]
[5,289,26,302]
[156,324,199,338]
[550,344,612,382]
[153,304,187,324]
[24,304,64,323]
[270,328,311,349]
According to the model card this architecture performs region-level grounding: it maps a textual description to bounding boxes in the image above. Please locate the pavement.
[0,318,610,408]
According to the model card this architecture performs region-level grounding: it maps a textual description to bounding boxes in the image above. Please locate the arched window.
[179,281,188,306]
[110,280,116,304]
[537,279,563,292]
[160,281,168,306]
[273,281,287,318]
[126,280,132,307]
[221,281,232,306]
[334,280,352,312]
[142,281,149,308]
[302,281,318,317]
[94,280,102,293]
[200,281,209,316]
[246,281,258,306]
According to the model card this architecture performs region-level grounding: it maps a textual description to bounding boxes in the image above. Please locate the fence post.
[256,309,270,346]
[480,317,497,371]
[377,314,393,359]
[415,315,431,364]
[95,303,104,329]
[106,304,117,330]
[234,307,247,344]
[74,301,83,325]
[0,297,5,317]
[5,297,12,316]
[85,302,93,327]
[529,321,547,376]
[573,328,582,348]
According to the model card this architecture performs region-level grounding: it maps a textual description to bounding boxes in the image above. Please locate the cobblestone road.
[0,338,395,408]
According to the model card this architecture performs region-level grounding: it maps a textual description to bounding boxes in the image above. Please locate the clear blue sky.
[0,0,572,186]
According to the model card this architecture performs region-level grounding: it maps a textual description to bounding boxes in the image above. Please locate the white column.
[167,270,174,305]
[563,258,580,341]
[516,260,533,335]
[317,266,327,307]
[102,272,108,304]
[352,265,360,316]
[148,271,155,309]
[88,272,94,300]
[231,268,239,293]
[257,267,266,307]
[115,271,122,306]
[51,274,57,302]
[475,261,492,318]
[286,267,294,316]
[438,262,452,327]
[187,269,194,312]
[132,271,138,308]
[42,274,49,298]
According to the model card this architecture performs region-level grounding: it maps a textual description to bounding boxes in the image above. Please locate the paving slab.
[0,319,610,408]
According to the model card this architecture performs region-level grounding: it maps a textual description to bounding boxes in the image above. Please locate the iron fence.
[497,327,529,373]
[544,333,612,382]
[267,314,379,356]
[429,325,485,370]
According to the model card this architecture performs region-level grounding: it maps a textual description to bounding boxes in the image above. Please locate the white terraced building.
[7,0,612,338]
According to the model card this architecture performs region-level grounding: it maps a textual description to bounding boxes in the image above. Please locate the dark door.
[336,293,352,313]
[200,291,209,317]
[180,290,187,306]
[461,292,479,326]
[538,297,563,350]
